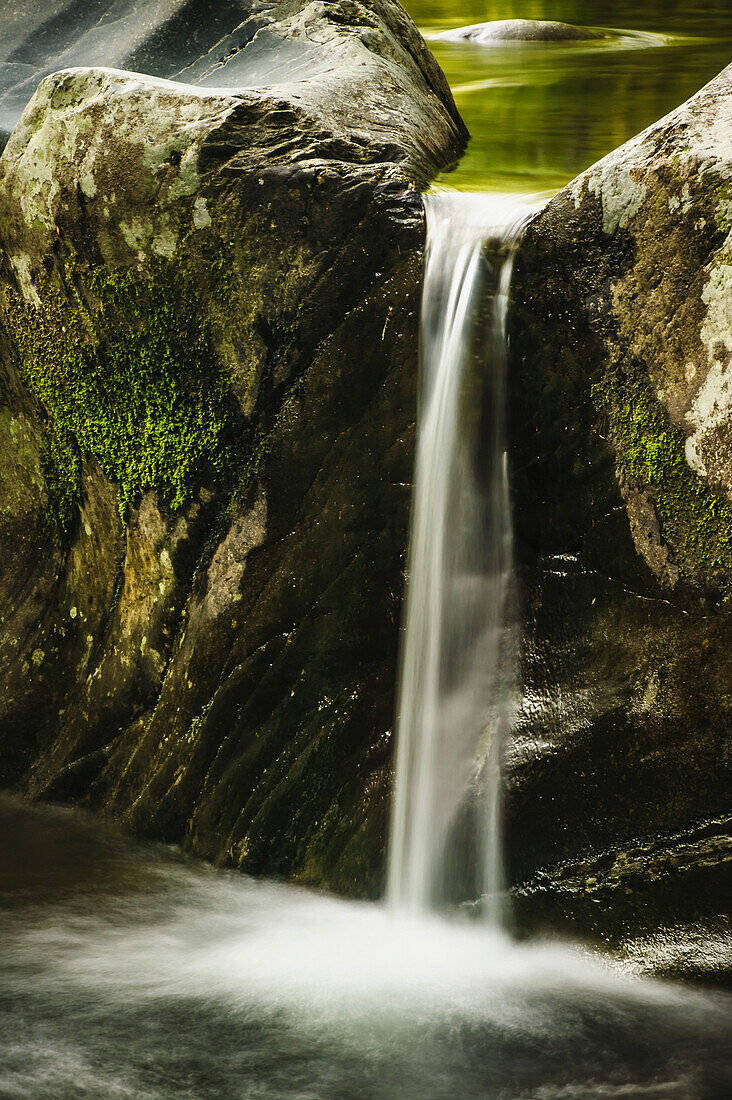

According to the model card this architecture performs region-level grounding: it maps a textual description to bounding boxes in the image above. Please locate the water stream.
[388,191,536,919]
[0,190,730,1097]
[1,2,732,1093]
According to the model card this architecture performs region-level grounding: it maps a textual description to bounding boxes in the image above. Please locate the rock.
[436,20,603,44]
[0,0,269,146]
[512,818,732,985]
[0,1,465,161]
[506,63,732,961]
[514,60,732,598]
[0,0,465,895]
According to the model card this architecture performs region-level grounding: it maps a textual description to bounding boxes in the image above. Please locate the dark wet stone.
[504,63,732,966]
[0,0,465,897]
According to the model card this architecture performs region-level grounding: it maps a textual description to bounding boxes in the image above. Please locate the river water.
[1,796,731,1099]
[2,2,732,1097]
[412,0,732,192]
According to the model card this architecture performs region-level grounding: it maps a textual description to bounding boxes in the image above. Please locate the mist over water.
[1,797,731,1099]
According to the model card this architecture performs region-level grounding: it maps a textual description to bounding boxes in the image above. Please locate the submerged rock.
[506,63,732,964]
[0,0,465,895]
[436,20,603,44]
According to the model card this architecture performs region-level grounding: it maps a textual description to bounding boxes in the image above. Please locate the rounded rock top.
[436,19,604,44]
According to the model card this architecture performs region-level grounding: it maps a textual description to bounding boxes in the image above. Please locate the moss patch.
[7,251,233,526]
[595,372,732,585]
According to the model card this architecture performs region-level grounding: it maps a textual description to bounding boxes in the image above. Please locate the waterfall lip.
[424,188,554,255]
[425,186,552,224]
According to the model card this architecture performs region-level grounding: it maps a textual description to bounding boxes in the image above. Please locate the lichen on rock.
[515,62,732,598]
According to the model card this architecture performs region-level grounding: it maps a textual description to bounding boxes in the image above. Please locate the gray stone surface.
[0,0,465,174]
[436,20,603,44]
[505,64,732,967]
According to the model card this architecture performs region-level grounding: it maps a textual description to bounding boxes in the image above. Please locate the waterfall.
[388,191,536,920]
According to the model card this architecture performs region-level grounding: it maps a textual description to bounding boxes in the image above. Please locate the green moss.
[185,698,213,745]
[595,373,732,581]
[39,419,82,526]
[9,252,233,527]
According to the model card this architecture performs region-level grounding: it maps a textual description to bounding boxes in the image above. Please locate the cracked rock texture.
[506,64,732,969]
[0,0,464,165]
[0,0,465,896]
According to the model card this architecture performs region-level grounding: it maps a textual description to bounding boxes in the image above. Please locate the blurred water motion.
[0,796,730,1098]
[388,192,538,918]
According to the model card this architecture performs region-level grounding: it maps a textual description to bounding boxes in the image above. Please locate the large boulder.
[0,0,464,155]
[506,63,732,972]
[0,0,465,895]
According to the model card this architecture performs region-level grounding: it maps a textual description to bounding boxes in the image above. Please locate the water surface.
[406,0,732,190]
[1,797,730,1099]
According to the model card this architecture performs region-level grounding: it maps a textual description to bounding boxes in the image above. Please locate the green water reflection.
[404,1,732,190]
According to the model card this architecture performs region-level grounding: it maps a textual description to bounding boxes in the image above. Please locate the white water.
[388,191,538,918]
[2,797,729,1100]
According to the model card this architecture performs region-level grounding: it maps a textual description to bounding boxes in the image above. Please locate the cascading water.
[388,190,537,920]
[1,203,728,1100]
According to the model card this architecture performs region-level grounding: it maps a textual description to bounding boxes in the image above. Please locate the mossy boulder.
[506,63,732,969]
[0,0,466,896]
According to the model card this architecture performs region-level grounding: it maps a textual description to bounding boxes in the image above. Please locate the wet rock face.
[436,20,603,44]
[506,64,732,959]
[0,0,465,894]
[512,61,732,597]
[512,816,732,985]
